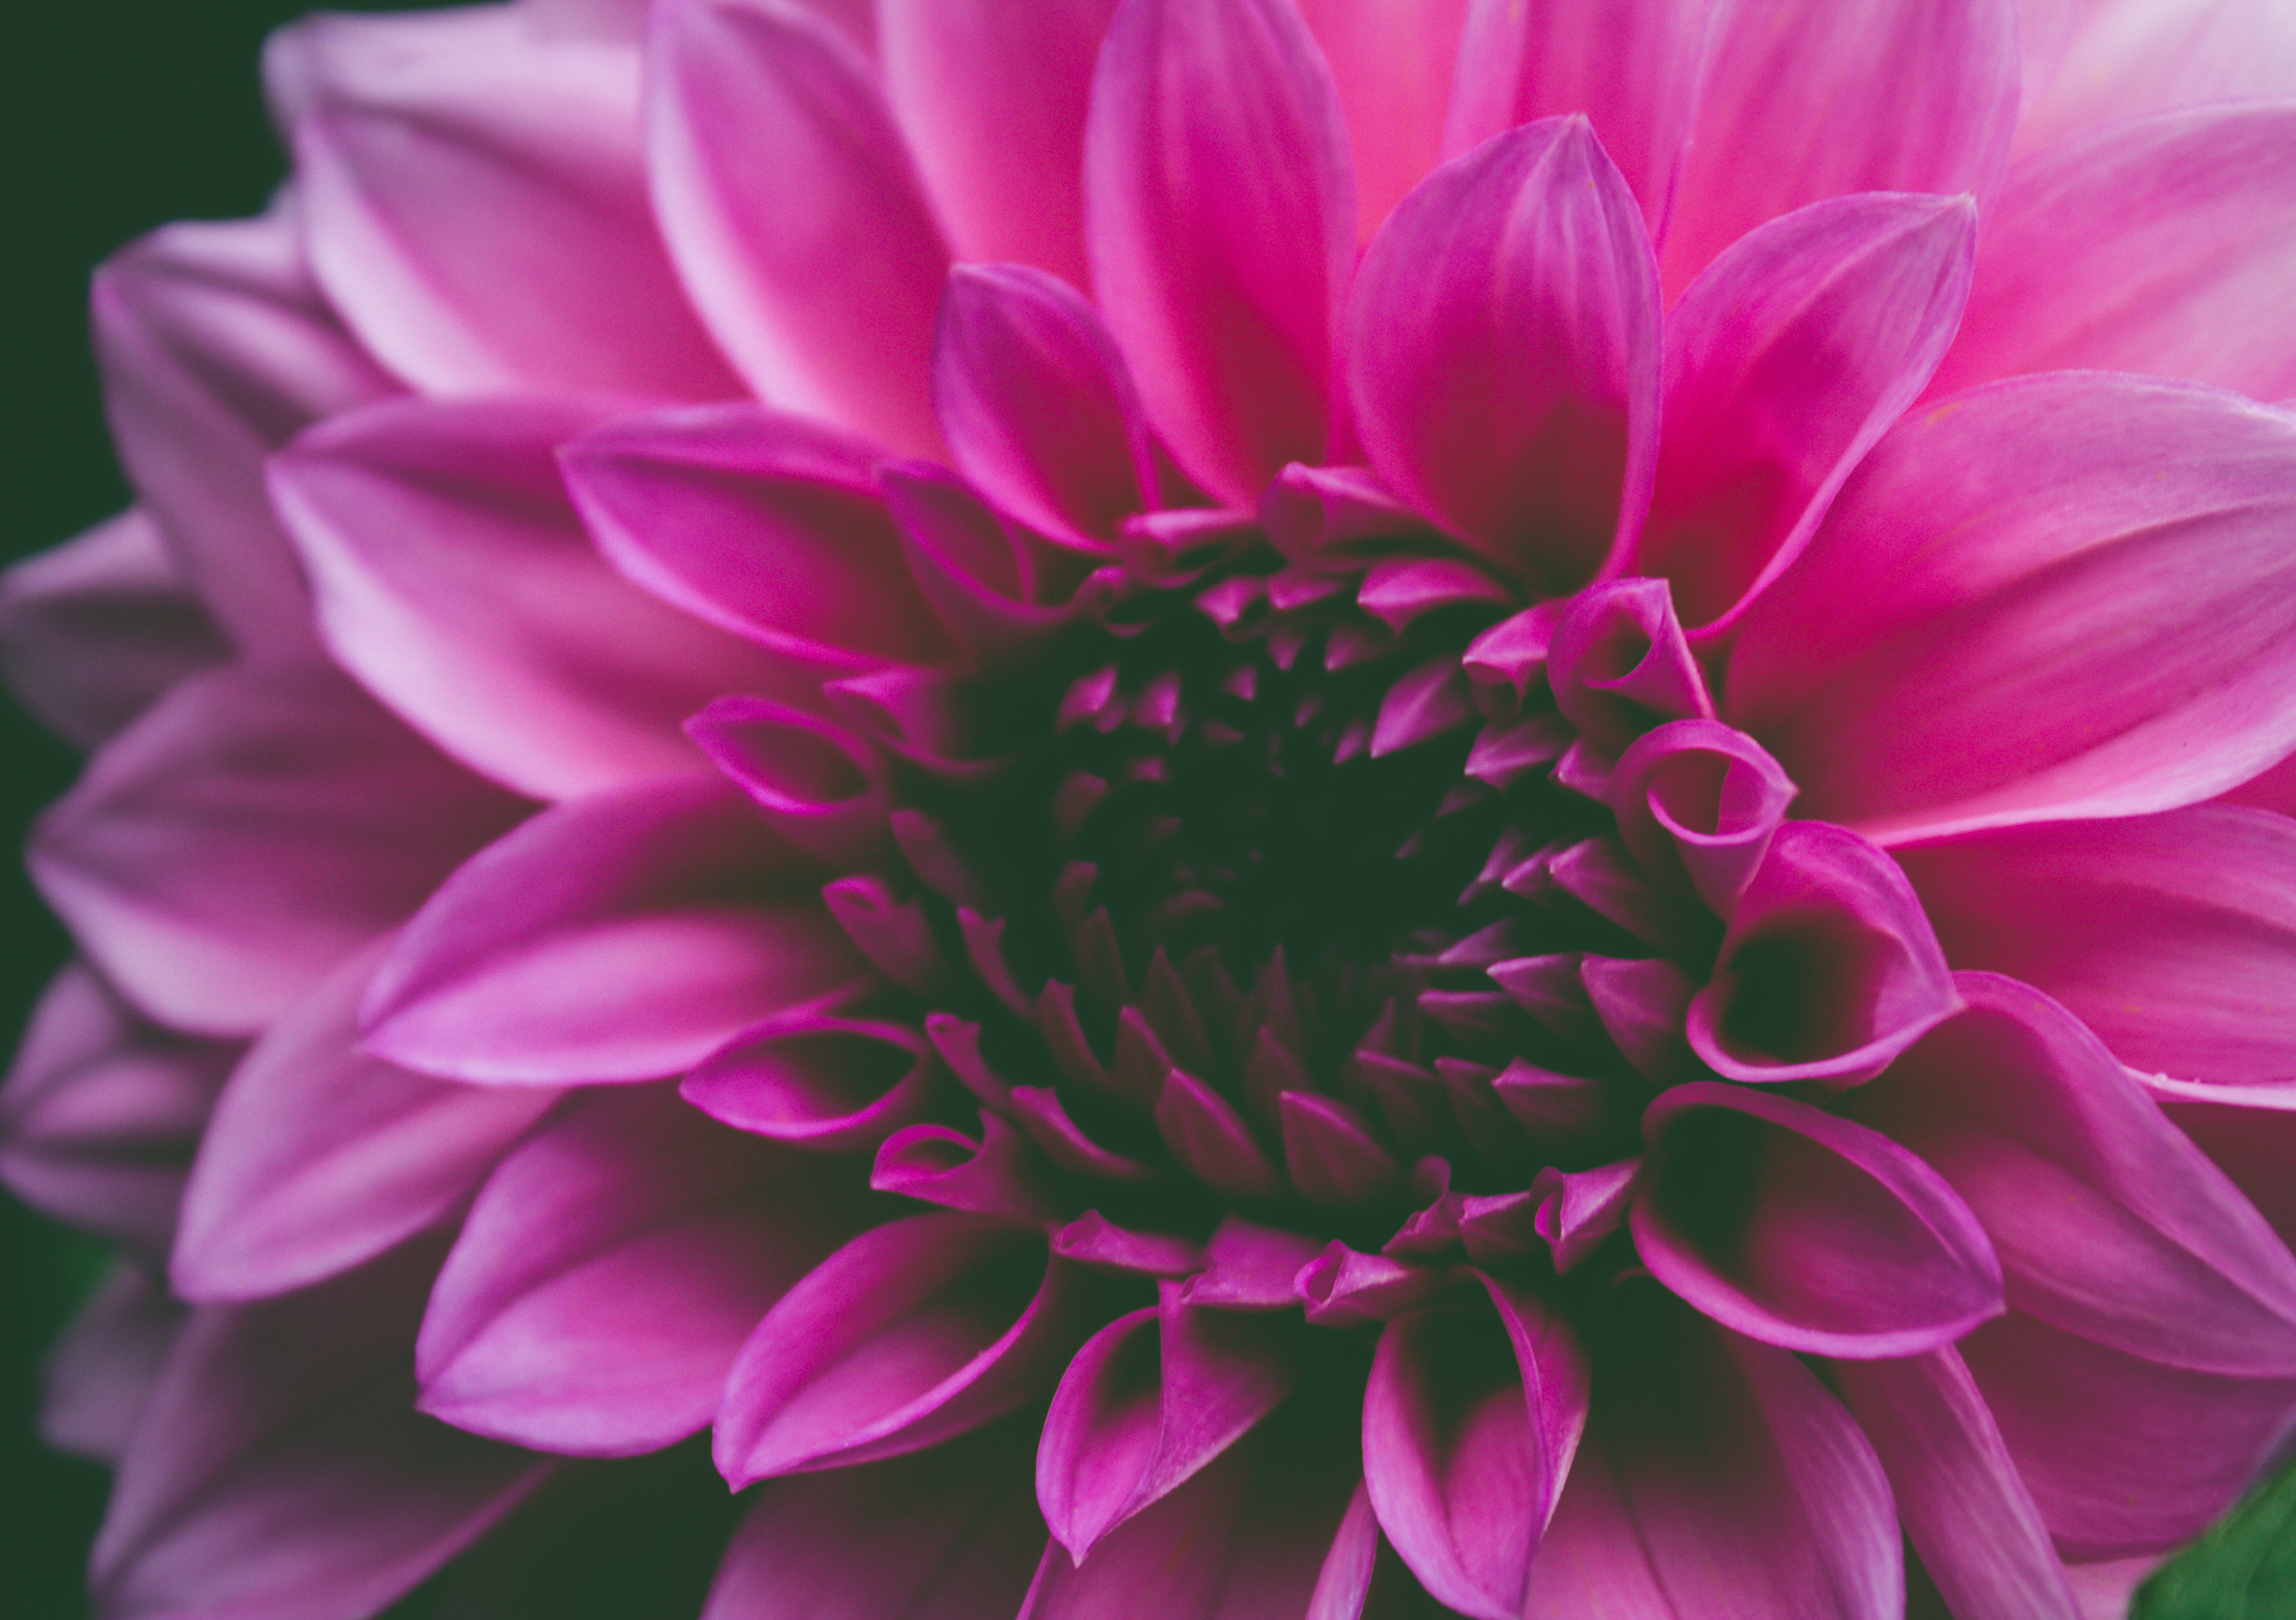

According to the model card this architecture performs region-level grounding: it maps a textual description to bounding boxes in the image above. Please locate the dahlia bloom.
[6,1,2296,1617]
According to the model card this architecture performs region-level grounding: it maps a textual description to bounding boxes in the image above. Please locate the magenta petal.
[417,1085,874,1456]
[1181,1216,1330,1312]
[648,0,948,454]
[30,663,529,1038]
[683,1015,940,1152]
[881,461,1084,667]
[2148,1077,2296,1252]
[703,1418,1045,1620]
[1636,1081,2003,1358]
[271,7,739,398]
[1640,192,1977,634]
[38,1264,185,1465]
[1084,0,1355,504]
[561,400,956,668]
[1156,1068,1283,1202]
[1545,578,1714,751]
[1727,374,2296,842]
[173,939,558,1303]
[1362,1276,1588,1620]
[362,776,869,1085]
[687,698,893,868]
[1348,117,1660,592]
[1662,0,2017,295]
[716,1214,1096,1484]
[91,1238,552,1620]
[1609,718,1797,917]
[1831,1348,2080,1620]
[1688,820,1960,1085]
[873,1115,1065,1225]
[1297,0,1469,242]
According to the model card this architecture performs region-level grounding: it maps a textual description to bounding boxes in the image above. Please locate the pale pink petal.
[172,939,560,1305]
[1662,0,2018,295]
[39,1263,186,1465]
[2064,1555,2172,1620]
[560,400,956,668]
[1726,374,2296,843]
[270,6,739,398]
[1895,806,2296,1083]
[91,1238,554,1620]
[1936,104,2296,400]
[90,202,397,657]
[362,775,870,1085]
[1639,192,1976,634]
[648,0,949,454]
[30,663,531,1038]
[1442,0,1718,242]
[704,1419,1045,1620]
[417,1085,877,1456]
[1347,117,1660,592]
[2018,0,2296,157]
[1299,0,1471,241]
[879,0,1118,286]
[1084,0,1356,504]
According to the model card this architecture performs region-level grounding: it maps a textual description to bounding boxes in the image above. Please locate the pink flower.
[6,1,2296,1617]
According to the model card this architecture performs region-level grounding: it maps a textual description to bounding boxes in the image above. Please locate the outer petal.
[270,6,738,398]
[1084,0,1356,504]
[1936,104,2296,401]
[362,775,870,1085]
[30,663,531,1038]
[1347,117,1660,592]
[1300,0,1471,241]
[2018,0,2296,157]
[1639,192,1975,634]
[172,939,560,1304]
[416,1085,878,1456]
[38,1264,187,1465]
[648,0,948,455]
[1726,374,2296,843]
[1661,0,2018,295]
[1895,806,2296,1083]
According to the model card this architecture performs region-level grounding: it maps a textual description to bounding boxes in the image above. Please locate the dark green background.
[2,4,2287,1615]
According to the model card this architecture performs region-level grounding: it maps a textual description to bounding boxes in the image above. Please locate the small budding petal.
[1609,717,1798,917]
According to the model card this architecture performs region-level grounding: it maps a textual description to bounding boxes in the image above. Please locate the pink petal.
[1661,0,2018,295]
[1442,0,1718,243]
[1521,1282,1901,1620]
[687,698,893,868]
[878,0,1118,286]
[703,1418,1046,1620]
[362,775,869,1085]
[1298,0,1471,241]
[1346,117,1660,592]
[1363,1277,1588,1620]
[38,1263,186,1465]
[1688,820,1960,1086]
[1084,0,1356,504]
[30,663,530,1038]
[1639,192,1977,634]
[561,400,956,668]
[417,1084,877,1455]
[648,0,948,454]
[1635,1081,2003,1358]
[1609,718,1797,917]
[1831,1348,2081,1620]
[1180,1216,1331,1312]
[872,1115,1066,1224]
[1936,104,2296,401]
[270,6,739,398]
[683,1015,941,1151]
[1545,578,1714,751]
[1305,1480,1456,1620]
[91,1238,553,1620]
[1727,375,2296,843]
[2146,1076,2296,1251]
[2018,0,2296,158]
[881,462,1088,668]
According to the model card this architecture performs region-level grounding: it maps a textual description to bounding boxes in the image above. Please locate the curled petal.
[1546,578,1713,752]
[687,698,892,867]
[683,1016,941,1152]
[1609,718,1796,916]
[872,1115,1065,1225]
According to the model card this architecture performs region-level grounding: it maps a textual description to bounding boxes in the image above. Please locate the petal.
[38,1263,186,1465]
[1521,1283,1902,1620]
[878,0,1118,286]
[1363,1277,1589,1620]
[30,663,531,1038]
[1084,0,1356,504]
[1662,0,2018,295]
[1937,103,2296,401]
[1636,1081,2003,1358]
[1347,117,1660,592]
[648,0,948,454]
[703,1419,1045,1620]
[2146,1077,2296,1251]
[89,202,397,657]
[1298,0,1471,241]
[1609,719,1798,917]
[560,400,955,668]
[1639,192,1977,634]
[416,1084,878,1455]
[1726,374,2296,843]
[2018,0,2296,157]
[271,6,739,398]
[687,698,893,867]
[172,939,559,1304]
[683,1015,941,1151]
[1895,805,2296,1084]
[1546,578,1714,751]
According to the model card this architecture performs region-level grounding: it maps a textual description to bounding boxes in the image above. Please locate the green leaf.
[2134,1455,2296,1620]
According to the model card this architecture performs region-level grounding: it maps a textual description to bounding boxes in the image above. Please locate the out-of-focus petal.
[2018,0,2296,157]
[1085,0,1356,505]
[1727,374,2296,843]
[1347,117,1659,592]
[30,663,531,1039]
[38,1263,186,1465]
[362,775,870,1085]
[649,0,948,454]
[1300,0,1470,242]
